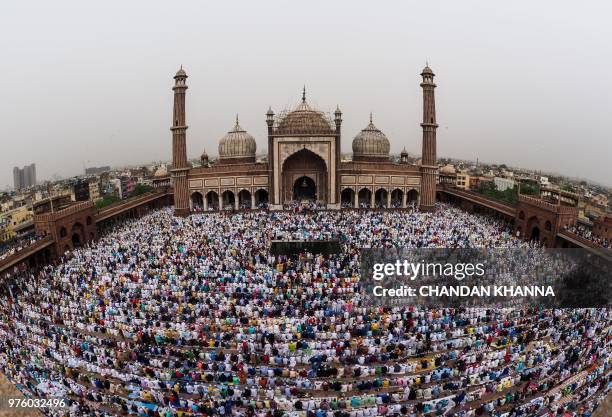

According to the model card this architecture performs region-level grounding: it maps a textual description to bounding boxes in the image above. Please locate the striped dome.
[352,114,390,159]
[218,116,257,161]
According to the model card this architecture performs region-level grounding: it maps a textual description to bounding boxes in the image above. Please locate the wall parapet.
[519,194,578,215]
[0,235,54,273]
[438,185,516,216]
[34,201,94,223]
[96,189,171,221]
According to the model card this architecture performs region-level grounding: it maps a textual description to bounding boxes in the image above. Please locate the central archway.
[293,176,317,201]
[282,149,327,203]
[526,216,540,243]
[72,233,81,248]
[71,222,84,248]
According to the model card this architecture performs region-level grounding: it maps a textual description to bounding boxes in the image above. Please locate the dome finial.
[352,115,390,160]
[233,113,242,131]
[219,117,256,161]
[302,85,306,103]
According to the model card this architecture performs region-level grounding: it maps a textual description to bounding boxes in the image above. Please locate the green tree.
[477,182,518,205]
[95,196,120,209]
[520,182,540,196]
[561,183,575,192]
[131,184,153,197]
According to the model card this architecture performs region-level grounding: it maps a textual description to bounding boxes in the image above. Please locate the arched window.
[390,189,403,208]
[238,190,252,209]
[341,188,355,208]
[407,189,419,205]
[254,189,268,207]
[374,189,388,208]
[358,188,372,208]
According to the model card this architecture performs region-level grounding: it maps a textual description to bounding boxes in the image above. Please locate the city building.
[170,66,438,214]
[0,217,10,242]
[85,166,110,175]
[88,181,101,202]
[456,170,470,190]
[0,205,33,242]
[438,164,457,186]
[469,175,494,191]
[494,176,515,192]
[12,163,37,190]
[591,193,608,208]
[119,176,134,199]
[73,180,90,202]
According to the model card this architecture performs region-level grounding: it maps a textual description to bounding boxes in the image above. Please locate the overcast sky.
[1,0,611,189]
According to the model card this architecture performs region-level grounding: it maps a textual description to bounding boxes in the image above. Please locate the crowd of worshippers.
[0,232,42,261]
[0,204,610,417]
[564,225,611,249]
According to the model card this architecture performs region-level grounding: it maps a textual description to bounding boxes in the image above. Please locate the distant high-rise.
[85,166,111,175]
[12,167,21,190]
[12,163,36,190]
[24,164,36,188]
[73,179,90,201]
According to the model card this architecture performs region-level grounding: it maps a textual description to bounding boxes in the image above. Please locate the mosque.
[169,65,438,214]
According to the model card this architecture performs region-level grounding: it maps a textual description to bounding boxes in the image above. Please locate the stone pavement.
[0,373,40,417]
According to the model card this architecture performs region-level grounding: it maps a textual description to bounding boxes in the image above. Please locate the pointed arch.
[341,188,356,208]
[358,188,372,208]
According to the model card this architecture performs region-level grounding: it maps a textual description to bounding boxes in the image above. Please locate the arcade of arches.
[196,189,269,211]
[194,185,419,210]
[342,187,419,208]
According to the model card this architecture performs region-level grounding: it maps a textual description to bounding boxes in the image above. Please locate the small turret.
[400,147,409,164]
[200,149,209,165]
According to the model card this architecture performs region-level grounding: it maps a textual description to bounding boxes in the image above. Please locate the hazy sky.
[1,1,611,189]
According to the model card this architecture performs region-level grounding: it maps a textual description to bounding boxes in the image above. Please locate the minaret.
[334,105,342,206]
[419,64,438,212]
[171,66,190,216]
[266,106,275,204]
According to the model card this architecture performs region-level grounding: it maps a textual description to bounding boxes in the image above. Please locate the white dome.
[440,164,457,175]
[218,116,257,161]
[352,114,390,160]
[154,164,168,177]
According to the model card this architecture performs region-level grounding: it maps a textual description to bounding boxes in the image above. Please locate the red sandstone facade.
[170,67,190,216]
[34,201,97,253]
[515,195,578,247]
[169,67,439,214]
[419,66,438,212]
[593,215,612,240]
